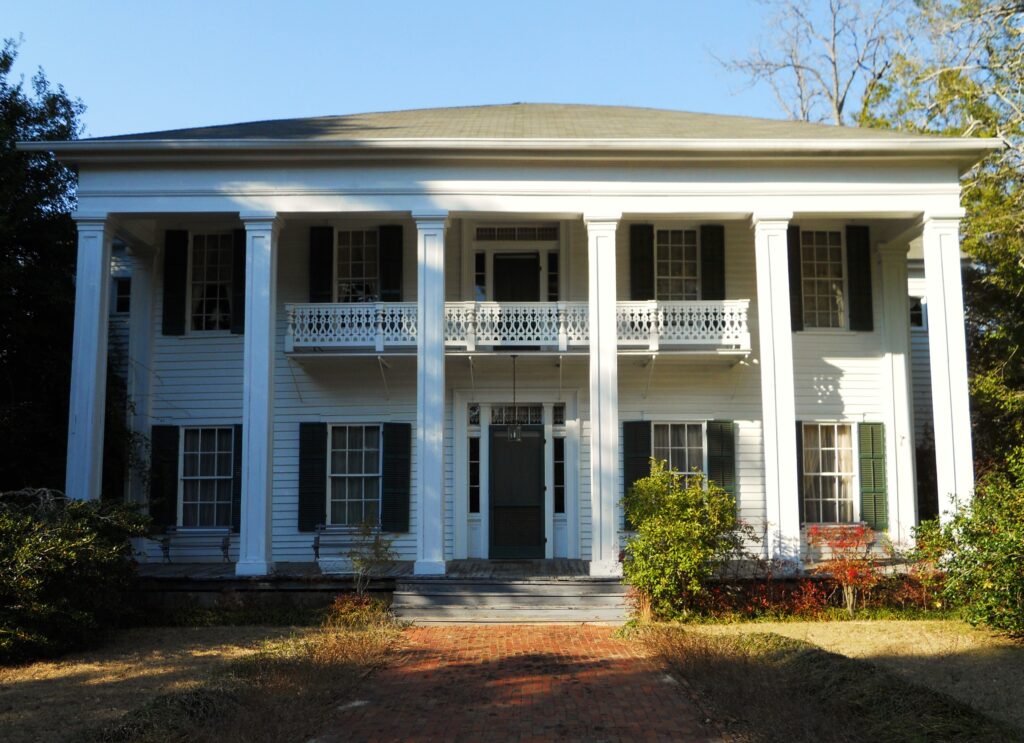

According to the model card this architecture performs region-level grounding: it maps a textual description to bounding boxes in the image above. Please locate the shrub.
[0,488,148,662]
[806,524,882,616]
[622,460,751,619]
[930,475,1024,635]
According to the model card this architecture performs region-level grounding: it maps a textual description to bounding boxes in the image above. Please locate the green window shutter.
[149,425,180,530]
[230,229,246,334]
[629,224,654,300]
[378,225,404,301]
[846,225,874,331]
[796,421,805,523]
[381,423,412,532]
[161,230,189,335]
[858,422,887,530]
[706,421,736,496]
[298,422,327,532]
[622,421,652,530]
[787,225,803,332]
[308,226,334,303]
[700,225,726,300]
[231,424,243,533]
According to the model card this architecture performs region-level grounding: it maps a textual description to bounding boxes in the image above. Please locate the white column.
[127,246,156,504]
[236,214,280,577]
[922,216,974,517]
[65,216,113,500]
[878,242,918,544]
[414,214,448,576]
[586,216,622,577]
[751,215,801,561]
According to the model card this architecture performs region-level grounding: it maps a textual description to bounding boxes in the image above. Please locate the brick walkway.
[319,625,723,743]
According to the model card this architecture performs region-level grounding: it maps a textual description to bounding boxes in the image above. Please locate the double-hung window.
[190,234,233,331]
[113,277,131,315]
[180,427,234,527]
[328,424,382,526]
[800,230,845,328]
[802,423,855,523]
[652,423,704,483]
[336,229,379,302]
[655,229,699,300]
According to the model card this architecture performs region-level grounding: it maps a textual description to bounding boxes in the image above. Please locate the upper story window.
[180,427,234,528]
[328,424,382,526]
[190,234,233,331]
[112,277,131,315]
[800,230,845,328]
[801,422,855,523]
[653,422,704,483]
[655,229,699,300]
[336,230,379,302]
[910,297,927,329]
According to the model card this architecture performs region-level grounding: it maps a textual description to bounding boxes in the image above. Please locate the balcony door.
[493,253,540,301]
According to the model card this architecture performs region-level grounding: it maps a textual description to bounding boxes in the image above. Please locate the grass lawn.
[644,619,1024,742]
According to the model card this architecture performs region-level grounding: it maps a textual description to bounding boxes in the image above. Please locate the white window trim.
[652,223,702,301]
[111,276,131,316]
[462,221,566,302]
[325,423,384,529]
[649,420,709,480]
[332,224,384,304]
[185,230,235,336]
[177,425,235,529]
[910,295,929,332]
[795,223,851,332]
[799,420,861,525]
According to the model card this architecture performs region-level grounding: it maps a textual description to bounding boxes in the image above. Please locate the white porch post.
[751,215,801,561]
[878,242,918,544]
[922,216,974,517]
[414,213,448,576]
[126,246,155,504]
[236,214,280,577]
[586,215,622,577]
[65,216,113,500]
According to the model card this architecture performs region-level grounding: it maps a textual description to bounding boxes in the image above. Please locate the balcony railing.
[285,300,751,353]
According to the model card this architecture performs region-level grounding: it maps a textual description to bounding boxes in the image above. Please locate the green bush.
[0,488,148,662]
[623,460,751,619]
[926,475,1024,635]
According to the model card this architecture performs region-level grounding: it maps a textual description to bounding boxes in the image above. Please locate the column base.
[588,559,623,578]
[413,559,446,576]
[235,560,273,577]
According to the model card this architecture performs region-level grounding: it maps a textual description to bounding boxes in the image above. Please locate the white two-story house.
[25,104,996,577]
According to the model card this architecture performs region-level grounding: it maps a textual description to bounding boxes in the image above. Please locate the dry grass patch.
[643,625,1022,742]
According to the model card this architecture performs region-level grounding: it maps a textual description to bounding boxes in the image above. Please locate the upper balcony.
[285,300,751,356]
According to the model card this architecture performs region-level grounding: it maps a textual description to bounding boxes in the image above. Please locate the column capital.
[71,213,110,231]
[750,213,792,232]
[412,212,449,228]
[922,214,962,234]
[583,214,621,230]
[241,212,282,234]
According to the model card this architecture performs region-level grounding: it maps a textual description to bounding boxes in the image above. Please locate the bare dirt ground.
[0,626,295,743]
[696,619,1024,731]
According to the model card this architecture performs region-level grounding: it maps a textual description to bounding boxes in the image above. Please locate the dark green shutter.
[846,225,873,331]
[309,226,334,303]
[700,225,726,300]
[149,425,180,530]
[230,229,246,334]
[623,421,652,530]
[706,421,736,496]
[629,224,654,300]
[787,226,803,331]
[379,225,403,301]
[231,424,243,532]
[381,423,412,532]
[298,423,327,531]
[858,422,887,530]
[796,422,805,522]
[162,230,188,335]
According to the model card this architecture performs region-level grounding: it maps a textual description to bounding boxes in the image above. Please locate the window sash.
[800,230,846,329]
[113,277,131,314]
[652,422,705,481]
[802,422,856,523]
[179,426,234,528]
[654,228,699,301]
[189,234,233,331]
[335,229,380,302]
[327,424,382,526]
[468,436,481,514]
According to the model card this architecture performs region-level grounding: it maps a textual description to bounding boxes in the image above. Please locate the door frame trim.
[459,219,571,302]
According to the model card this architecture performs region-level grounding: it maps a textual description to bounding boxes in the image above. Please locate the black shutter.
[379,225,403,301]
[381,423,412,532]
[796,421,805,523]
[309,226,334,303]
[298,423,327,532]
[149,425,180,530]
[846,225,873,331]
[623,421,652,530]
[787,225,803,331]
[706,421,736,496]
[162,230,189,335]
[629,224,654,300]
[230,230,246,334]
[232,424,243,532]
[858,423,888,530]
[700,225,726,300]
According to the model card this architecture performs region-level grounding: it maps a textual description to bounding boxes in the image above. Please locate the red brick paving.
[321,625,723,742]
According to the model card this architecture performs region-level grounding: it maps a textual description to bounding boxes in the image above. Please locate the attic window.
[476,225,558,241]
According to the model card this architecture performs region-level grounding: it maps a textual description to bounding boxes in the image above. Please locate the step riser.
[396,609,628,622]
[394,594,627,608]
[394,584,628,596]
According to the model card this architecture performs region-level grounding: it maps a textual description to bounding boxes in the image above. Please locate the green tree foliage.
[862,2,1024,479]
[0,37,84,490]
[623,460,751,619]
[0,488,148,662]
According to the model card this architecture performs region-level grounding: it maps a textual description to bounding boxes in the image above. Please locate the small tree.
[806,524,881,616]
[345,520,397,597]
[623,460,750,619]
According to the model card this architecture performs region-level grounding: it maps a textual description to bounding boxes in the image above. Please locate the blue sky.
[7,1,780,138]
